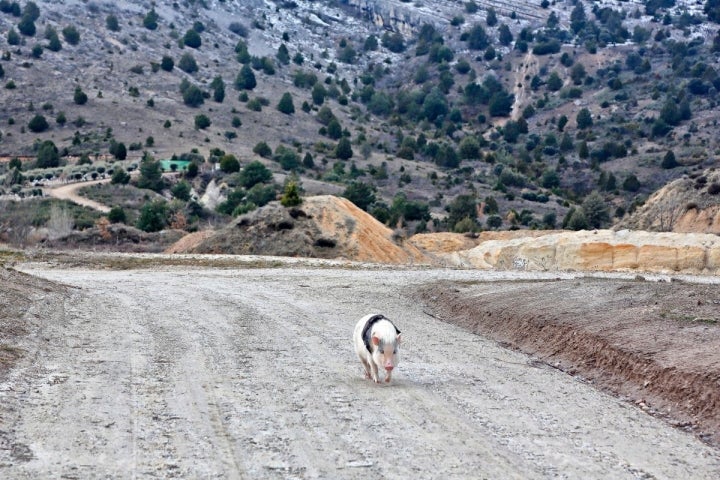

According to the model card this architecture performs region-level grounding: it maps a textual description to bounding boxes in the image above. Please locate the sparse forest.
[1,0,720,247]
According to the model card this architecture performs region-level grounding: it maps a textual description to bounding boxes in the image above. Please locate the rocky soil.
[1,256,719,478]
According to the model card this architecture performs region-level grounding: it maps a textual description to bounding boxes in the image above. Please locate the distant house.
[160,159,192,172]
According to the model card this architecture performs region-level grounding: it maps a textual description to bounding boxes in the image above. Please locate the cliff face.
[435,230,720,275]
[345,0,444,35]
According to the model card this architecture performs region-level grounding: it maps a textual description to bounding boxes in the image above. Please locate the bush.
[239,160,272,188]
[160,55,174,72]
[194,114,211,130]
[111,167,130,185]
[342,181,376,211]
[35,140,59,167]
[171,181,192,201]
[143,8,159,30]
[335,137,353,160]
[274,145,301,170]
[182,85,204,107]
[253,142,272,158]
[235,64,256,90]
[74,86,88,105]
[661,150,678,169]
[18,15,36,36]
[247,98,262,111]
[277,92,295,114]
[280,180,302,207]
[62,25,80,45]
[183,29,201,48]
[219,154,240,173]
[107,206,126,223]
[136,200,167,232]
[178,53,198,74]
[229,22,248,37]
[106,14,120,32]
[28,114,49,133]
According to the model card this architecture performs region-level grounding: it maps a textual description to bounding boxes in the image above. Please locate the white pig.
[353,314,401,383]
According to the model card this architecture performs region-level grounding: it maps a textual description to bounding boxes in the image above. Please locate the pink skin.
[370,336,399,383]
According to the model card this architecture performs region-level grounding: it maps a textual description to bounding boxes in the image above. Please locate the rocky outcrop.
[436,229,720,275]
[617,167,720,235]
[345,0,444,36]
[345,0,545,35]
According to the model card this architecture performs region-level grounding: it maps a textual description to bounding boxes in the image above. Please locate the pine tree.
[277,92,295,114]
[335,137,353,160]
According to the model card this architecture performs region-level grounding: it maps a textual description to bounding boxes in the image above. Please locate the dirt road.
[44,179,112,213]
[2,262,720,478]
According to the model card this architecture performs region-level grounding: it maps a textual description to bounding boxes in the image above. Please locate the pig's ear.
[396,334,402,344]
[371,336,380,346]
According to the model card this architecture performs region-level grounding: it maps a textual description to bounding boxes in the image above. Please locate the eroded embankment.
[415,277,720,447]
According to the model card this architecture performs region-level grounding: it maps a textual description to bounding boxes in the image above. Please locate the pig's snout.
[384,360,394,371]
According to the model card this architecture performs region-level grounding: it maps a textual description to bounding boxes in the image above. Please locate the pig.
[353,314,401,383]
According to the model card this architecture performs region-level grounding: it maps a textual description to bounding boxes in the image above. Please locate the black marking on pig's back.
[362,314,401,353]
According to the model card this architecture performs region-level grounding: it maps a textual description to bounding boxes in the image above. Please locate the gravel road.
[2,263,720,479]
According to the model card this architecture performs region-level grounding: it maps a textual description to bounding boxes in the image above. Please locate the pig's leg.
[360,357,372,379]
[384,369,392,383]
[370,362,380,383]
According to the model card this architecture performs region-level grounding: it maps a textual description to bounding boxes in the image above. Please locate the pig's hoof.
[364,372,371,379]
[385,378,391,383]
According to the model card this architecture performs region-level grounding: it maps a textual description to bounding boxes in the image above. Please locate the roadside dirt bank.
[415,277,720,448]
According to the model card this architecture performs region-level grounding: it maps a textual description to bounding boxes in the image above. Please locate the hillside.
[1,0,720,247]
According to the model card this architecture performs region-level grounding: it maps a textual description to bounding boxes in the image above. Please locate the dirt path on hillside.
[1,261,719,478]
[44,179,112,213]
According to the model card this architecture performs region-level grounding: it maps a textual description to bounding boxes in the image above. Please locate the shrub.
[253,141,272,158]
[274,145,301,170]
[143,8,159,30]
[219,154,240,173]
[107,206,126,223]
[184,29,202,48]
[178,53,198,73]
[111,167,130,185]
[171,181,192,201]
[62,25,80,45]
[381,31,405,52]
[277,92,295,114]
[194,114,211,130]
[235,64,256,90]
[109,140,127,160]
[182,85,204,107]
[239,160,272,188]
[229,22,248,37]
[160,55,174,72]
[342,181,376,211]
[7,28,20,45]
[18,15,36,36]
[136,155,164,192]
[661,150,678,169]
[246,98,262,111]
[280,180,302,207]
[335,137,353,160]
[245,183,276,207]
[106,14,120,32]
[136,200,167,232]
[73,86,88,105]
[28,114,49,133]
[35,140,59,167]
